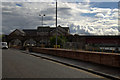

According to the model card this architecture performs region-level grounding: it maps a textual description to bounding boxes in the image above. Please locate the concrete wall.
[31,47,120,68]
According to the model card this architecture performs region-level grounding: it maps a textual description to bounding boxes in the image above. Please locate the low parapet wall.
[10,46,22,49]
[31,47,120,68]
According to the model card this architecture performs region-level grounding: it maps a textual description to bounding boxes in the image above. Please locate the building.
[66,35,120,52]
[7,25,69,47]
[6,25,120,52]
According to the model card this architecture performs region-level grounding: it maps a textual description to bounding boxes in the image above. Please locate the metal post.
[55,0,58,48]
[39,14,45,47]
[42,16,43,47]
[42,16,43,27]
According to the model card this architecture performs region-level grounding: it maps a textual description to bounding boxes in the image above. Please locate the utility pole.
[55,0,58,48]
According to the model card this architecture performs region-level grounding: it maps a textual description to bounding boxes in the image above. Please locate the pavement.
[2,49,106,79]
[22,49,120,80]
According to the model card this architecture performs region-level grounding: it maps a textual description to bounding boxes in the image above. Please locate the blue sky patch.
[81,13,96,17]
[90,2,118,9]
[16,4,22,7]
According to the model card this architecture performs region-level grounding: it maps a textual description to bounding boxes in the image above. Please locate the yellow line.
[42,59,107,79]
[28,54,108,79]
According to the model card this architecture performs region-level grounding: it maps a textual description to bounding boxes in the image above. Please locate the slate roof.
[9,29,25,36]
[21,26,69,36]
[23,29,37,36]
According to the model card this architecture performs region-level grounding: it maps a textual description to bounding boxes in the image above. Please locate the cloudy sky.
[1,0,120,35]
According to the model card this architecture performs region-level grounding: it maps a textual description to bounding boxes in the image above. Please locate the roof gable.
[9,29,25,36]
[23,29,37,36]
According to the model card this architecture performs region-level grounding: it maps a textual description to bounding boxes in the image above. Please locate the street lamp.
[39,14,46,47]
[39,14,45,27]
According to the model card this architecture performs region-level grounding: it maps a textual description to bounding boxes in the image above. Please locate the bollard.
[93,48,94,51]
[112,48,114,53]
[26,47,29,52]
[102,48,103,52]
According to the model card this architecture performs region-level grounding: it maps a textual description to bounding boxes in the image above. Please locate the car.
[0,42,8,49]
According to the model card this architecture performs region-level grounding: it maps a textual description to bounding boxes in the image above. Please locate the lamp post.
[39,14,45,27]
[39,14,46,47]
[56,0,58,48]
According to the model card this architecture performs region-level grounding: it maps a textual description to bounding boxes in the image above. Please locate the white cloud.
[95,13,104,18]
[112,12,118,19]
[2,0,119,2]
[2,2,119,35]
[90,8,111,14]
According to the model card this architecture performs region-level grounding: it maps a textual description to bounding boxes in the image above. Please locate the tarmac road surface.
[2,49,106,79]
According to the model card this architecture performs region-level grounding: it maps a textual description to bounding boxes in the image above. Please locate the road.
[2,49,105,78]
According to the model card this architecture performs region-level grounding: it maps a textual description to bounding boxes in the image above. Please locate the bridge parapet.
[31,47,120,68]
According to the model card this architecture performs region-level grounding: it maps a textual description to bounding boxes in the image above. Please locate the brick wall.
[31,47,120,68]
[10,46,22,49]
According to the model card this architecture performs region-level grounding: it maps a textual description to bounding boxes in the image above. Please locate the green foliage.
[0,34,5,37]
[50,35,67,48]
[0,34,5,40]
[0,35,2,38]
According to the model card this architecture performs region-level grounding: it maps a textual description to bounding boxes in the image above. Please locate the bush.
[50,35,67,48]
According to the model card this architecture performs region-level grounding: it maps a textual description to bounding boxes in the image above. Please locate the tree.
[50,35,67,48]
[0,34,6,42]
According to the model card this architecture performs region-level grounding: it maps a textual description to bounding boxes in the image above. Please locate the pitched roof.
[21,26,69,36]
[9,29,25,36]
[23,29,37,36]
[37,26,50,32]
[50,26,69,32]
[19,29,25,34]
